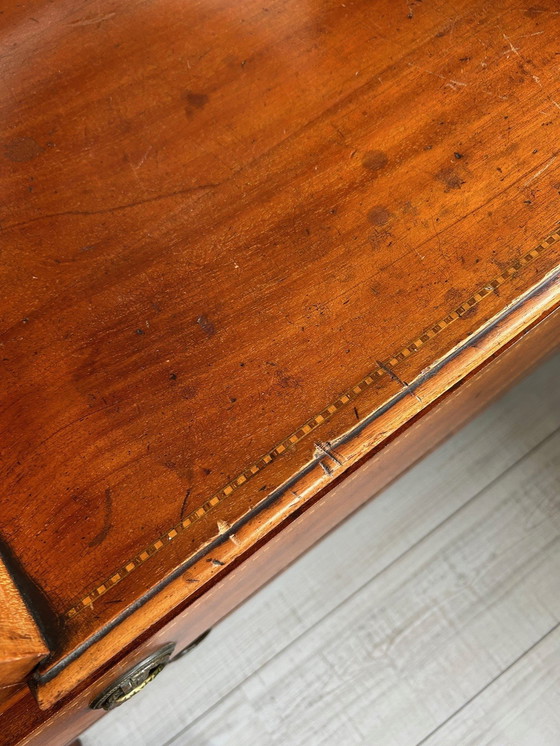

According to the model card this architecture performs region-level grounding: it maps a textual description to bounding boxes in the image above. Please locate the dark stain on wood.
[437,167,465,191]
[361,150,388,174]
[367,206,392,226]
[184,91,209,115]
[275,368,302,389]
[445,288,463,303]
[4,137,43,163]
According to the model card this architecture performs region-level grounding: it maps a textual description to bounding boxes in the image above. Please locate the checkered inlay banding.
[65,230,560,620]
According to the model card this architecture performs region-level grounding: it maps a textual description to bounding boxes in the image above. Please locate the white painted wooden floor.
[81,353,560,746]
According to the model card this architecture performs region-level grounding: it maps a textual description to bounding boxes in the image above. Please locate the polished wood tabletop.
[1,0,560,722]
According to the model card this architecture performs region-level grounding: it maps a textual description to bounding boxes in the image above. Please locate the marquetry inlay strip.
[65,229,560,619]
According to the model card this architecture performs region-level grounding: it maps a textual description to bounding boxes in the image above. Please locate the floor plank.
[81,354,560,746]
[422,623,560,746]
[177,429,560,746]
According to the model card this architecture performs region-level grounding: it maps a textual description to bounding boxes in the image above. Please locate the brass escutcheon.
[90,643,175,711]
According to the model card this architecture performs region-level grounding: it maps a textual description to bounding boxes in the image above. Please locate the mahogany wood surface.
[0,305,558,746]
[1,0,560,731]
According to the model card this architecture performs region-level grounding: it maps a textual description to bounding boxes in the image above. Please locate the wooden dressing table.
[1,0,559,742]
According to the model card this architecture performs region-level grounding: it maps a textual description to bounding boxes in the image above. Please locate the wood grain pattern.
[0,325,557,746]
[63,230,560,623]
[33,286,560,709]
[1,0,560,715]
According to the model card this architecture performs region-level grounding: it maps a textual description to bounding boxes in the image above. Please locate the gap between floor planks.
[81,353,560,746]
[175,427,560,745]
[421,622,560,746]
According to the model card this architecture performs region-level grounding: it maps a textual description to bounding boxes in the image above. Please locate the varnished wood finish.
[0,307,558,746]
[1,0,560,731]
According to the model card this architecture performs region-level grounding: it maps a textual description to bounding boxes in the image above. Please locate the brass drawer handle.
[90,643,175,711]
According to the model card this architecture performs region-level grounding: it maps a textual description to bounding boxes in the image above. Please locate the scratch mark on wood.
[68,13,116,27]
[407,62,466,89]
[180,489,191,520]
[377,360,422,403]
[217,518,240,545]
[314,441,343,465]
[523,156,557,186]
[501,31,560,112]
[502,31,521,58]
[3,183,219,233]
[377,360,408,388]
[88,488,113,548]
[197,315,216,337]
